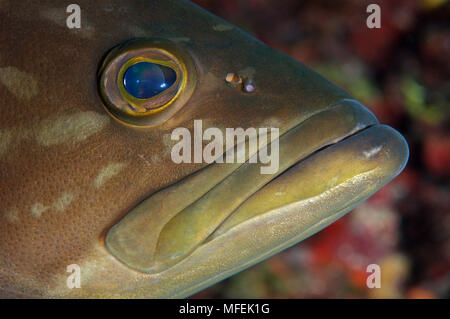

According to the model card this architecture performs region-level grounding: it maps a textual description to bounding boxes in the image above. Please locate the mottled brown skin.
[0,1,407,298]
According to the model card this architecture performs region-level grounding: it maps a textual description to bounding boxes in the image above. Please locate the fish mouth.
[105,98,409,287]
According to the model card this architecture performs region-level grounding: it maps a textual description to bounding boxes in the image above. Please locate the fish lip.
[105,98,383,273]
[207,122,409,244]
[203,119,376,242]
[162,98,379,252]
[165,124,408,298]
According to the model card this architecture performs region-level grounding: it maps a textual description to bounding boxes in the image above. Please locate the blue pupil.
[123,62,177,99]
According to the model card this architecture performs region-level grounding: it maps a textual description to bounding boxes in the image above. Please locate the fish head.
[0,0,408,298]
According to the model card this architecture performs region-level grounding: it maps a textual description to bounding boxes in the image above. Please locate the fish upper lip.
[105,98,379,273]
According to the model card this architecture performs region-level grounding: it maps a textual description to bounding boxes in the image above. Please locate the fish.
[0,0,409,298]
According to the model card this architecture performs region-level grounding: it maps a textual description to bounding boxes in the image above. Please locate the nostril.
[225,72,256,93]
[225,72,241,84]
[243,79,256,93]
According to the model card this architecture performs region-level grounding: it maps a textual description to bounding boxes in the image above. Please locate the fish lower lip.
[106,99,381,273]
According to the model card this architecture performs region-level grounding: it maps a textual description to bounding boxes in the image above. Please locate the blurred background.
[190,0,450,298]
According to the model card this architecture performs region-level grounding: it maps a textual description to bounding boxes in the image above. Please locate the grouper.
[0,0,409,298]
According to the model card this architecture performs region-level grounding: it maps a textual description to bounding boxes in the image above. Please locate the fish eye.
[122,61,177,99]
[98,39,197,127]
[115,57,181,113]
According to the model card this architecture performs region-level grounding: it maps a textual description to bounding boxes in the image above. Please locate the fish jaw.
[102,99,408,298]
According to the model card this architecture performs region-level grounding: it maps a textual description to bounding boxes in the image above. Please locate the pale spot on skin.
[213,24,233,31]
[0,66,39,100]
[2,210,20,224]
[52,192,75,212]
[31,192,75,218]
[94,162,127,189]
[35,111,110,147]
[1,112,107,161]
[31,203,49,218]
[363,145,383,159]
